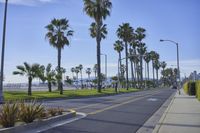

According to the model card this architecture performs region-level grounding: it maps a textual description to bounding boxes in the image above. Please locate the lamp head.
[160,39,164,42]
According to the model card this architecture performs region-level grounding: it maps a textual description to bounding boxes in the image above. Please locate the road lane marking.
[88,91,161,115]
[73,90,161,111]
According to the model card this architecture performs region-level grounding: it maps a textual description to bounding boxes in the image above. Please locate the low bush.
[188,82,196,96]
[0,102,18,128]
[195,80,200,101]
[18,100,44,123]
[47,108,58,116]
[183,82,188,94]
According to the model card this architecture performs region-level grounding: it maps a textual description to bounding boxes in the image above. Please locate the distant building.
[189,71,200,81]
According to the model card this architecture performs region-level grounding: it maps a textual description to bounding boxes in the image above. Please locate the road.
[41,88,175,133]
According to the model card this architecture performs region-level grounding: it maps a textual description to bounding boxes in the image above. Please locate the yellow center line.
[88,91,161,115]
[72,90,159,110]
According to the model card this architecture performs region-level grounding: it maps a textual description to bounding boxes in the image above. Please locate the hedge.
[196,80,200,101]
[183,81,195,96]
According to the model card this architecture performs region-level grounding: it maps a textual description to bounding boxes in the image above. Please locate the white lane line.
[36,112,87,133]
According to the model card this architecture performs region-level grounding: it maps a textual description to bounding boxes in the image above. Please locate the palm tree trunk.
[81,71,83,89]
[58,47,63,94]
[125,42,129,90]
[28,77,32,96]
[152,61,155,81]
[48,82,52,92]
[140,56,143,82]
[96,22,101,92]
[131,61,134,87]
[156,69,159,86]
[147,62,150,80]
[119,52,122,74]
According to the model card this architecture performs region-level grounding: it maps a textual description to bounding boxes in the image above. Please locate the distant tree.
[13,62,41,96]
[78,64,84,89]
[45,64,56,92]
[93,64,98,78]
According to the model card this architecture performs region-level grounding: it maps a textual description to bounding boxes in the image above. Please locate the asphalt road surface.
[41,88,175,133]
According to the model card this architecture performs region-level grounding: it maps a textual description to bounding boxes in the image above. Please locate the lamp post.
[0,0,8,103]
[160,39,181,94]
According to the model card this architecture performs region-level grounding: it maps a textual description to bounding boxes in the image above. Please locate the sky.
[0,0,200,83]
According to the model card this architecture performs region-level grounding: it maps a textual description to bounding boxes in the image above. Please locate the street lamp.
[160,39,181,94]
[101,53,107,79]
[0,0,8,103]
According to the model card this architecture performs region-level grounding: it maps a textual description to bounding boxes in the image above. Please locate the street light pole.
[0,0,8,103]
[160,39,181,94]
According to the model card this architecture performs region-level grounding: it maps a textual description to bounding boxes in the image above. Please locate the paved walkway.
[153,89,200,133]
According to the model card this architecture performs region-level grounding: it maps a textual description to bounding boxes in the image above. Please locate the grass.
[3,88,139,101]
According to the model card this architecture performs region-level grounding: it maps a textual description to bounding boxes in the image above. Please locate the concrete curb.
[0,110,76,133]
[136,91,176,133]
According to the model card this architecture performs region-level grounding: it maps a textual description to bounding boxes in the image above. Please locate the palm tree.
[13,62,40,96]
[154,60,161,85]
[129,48,135,86]
[135,27,146,82]
[45,18,73,95]
[38,65,45,84]
[86,68,92,80]
[93,64,98,79]
[160,61,167,71]
[144,52,151,80]
[78,64,83,89]
[75,66,80,82]
[83,0,112,93]
[86,68,92,87]
[71,67,75,78]
[117,23,134,90]
[137,43,146,82]
[45,64,56,92]
[150,51,156,83]
[113,40,124,78]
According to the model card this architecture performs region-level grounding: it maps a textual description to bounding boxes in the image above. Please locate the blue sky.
[0,0,200,83]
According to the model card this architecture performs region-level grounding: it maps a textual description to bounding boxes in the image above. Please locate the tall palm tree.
[13,62,40,96]
[113,40,124,78]
[144,52,151,80]
[78,64,83,89]
[117,23,134,90]
[93,64,98,79]
[83,0,112,93]
[45,18,73,95]
[45,64,56,92]
[137,43,146,82]
[135,27,146,82]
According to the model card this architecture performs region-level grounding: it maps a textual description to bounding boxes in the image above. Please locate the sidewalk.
[153,89,200,133]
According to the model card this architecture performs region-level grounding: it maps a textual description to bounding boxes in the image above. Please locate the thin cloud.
[0,0,55,6]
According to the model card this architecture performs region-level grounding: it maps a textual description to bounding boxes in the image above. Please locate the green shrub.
[0,102,18,128]
[188,82,196,95]
[183,82,188,94]
[195,80,200,101]
[19,100,44,123]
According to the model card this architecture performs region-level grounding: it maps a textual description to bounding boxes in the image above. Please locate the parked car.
[171,85,177,89]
